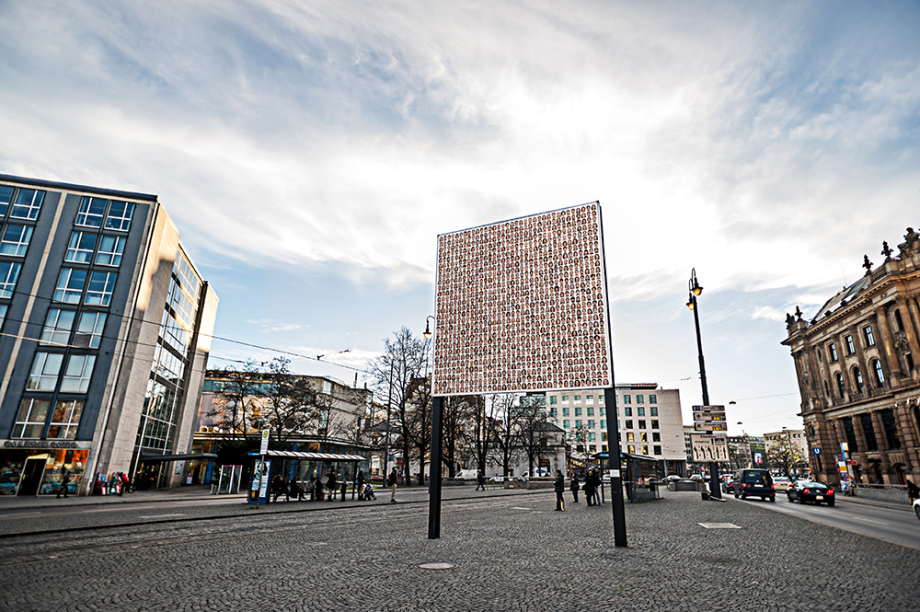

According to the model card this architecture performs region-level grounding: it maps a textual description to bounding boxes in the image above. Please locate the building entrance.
[18,457,47,496]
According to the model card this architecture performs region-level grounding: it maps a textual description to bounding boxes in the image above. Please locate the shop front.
[0,441,92,496]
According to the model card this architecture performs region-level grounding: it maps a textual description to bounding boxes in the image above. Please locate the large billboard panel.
[432,202,612,396]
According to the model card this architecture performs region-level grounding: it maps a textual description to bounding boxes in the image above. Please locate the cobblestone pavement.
[2,490,918,612]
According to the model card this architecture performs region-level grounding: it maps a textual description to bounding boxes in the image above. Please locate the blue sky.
[1,1,919,435]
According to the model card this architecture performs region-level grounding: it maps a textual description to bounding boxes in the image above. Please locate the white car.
[773,477,792,492]
[489,475,507,483]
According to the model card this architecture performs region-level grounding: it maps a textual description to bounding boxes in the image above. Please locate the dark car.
[787,480,835,506]
[733,468,775,502]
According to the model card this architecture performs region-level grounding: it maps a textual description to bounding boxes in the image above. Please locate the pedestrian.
[56,469,70,499]
[554,469,565,511]
[476,470,485,492]
[327,470,337,501]
[908,480,919,505]
[340,477,348,501]
[357,470,366,491]
[591,469,602,505]
[315,476,324,501]
[570,472,580,503]
[584,471,595,506]
[388,467,399,503]
[306,476,315,501]
[271,474,284,502]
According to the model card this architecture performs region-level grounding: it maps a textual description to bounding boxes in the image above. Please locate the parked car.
[773,476,792,492]
[689,474,703,481]
[786,480,835,506]
[664,475,682,482]
[733,468,775,502]
[489,475,507,483]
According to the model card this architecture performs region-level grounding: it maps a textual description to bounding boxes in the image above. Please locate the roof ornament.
[881,240,893,261]
[795,305,803,320]
[906,227,918,249]
[862,254,873,273]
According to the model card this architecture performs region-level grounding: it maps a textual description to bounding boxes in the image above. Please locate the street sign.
[812,447,821,455]
[847,460,857,466]
[690,433,729,462]
[260,429,270,454]
[694,422,728,432]
[692,406,727,424]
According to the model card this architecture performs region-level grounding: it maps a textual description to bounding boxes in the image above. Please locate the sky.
[1,1,919,436]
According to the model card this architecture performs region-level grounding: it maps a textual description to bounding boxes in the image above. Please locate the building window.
[0,304,7,329]
[588,432,596,442]
[863,326,875,347]
[574,407,582,416]
[845,335,855,355]
[60,355,95,393]
[622,394,631,404]
[860,414,878,451]
[842,417,858,453]
[835,372,845,397]
[853,368,864,393]
[587,407,594,416]
[549,408,557,417]
[575,420,582,429]
[12,398,51,438]
[562,407,569,417]
[872,359,885,386]
[574,395,581,403]
[0,261,22,297]
[0,224,33,256]
[625,420,633,429]
[637,394,644,403]
[602,432,608,442]
[105,201,135,231]
[54,268,86,303]
[76,197,106,227]
[0,185,12,216]
[28,352,63,391]
[75,312,107,348]
[85,271,117,306]
[638,420,646,429]
[650,407,658,417]
[622,407,631,417]
[639,432,647,443]
[41,309,76,346]
[65,231,96,263]
[587,420,595,429]
[549,396,557,405]
[628,445,636,454]
[637,407,645,417]
[881,409,900,449]
[640,445,648,455]
[829,343,838,362]
[651,420,659,429]
[627,432,635,442]
[652,432,661,442]
[48,400,84,439]
[563,420,570,429]
[598,395,604,404]
[599,407,605,417]
[654,445,662,455]
[562,395,568,403]
[649,394,657,404]
[586,395,594,403]
[10,189,44,220]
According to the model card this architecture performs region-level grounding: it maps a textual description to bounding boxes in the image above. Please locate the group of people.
[554,469,603,511]
[270,469,369,503]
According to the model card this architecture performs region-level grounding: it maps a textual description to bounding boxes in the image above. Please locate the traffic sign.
[694,422,728,432]
[692,405,727,424]
[260,428,270,454]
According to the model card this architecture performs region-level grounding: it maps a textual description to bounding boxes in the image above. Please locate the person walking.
[388,467,399,503]
[56,470,70,498]
[590,469,602,505]
[306,476,316,501]
[554,469,565,511]
[584,471,596,506]
[570,472,580,503]
[475,470,486,492]
[327,470,337,501]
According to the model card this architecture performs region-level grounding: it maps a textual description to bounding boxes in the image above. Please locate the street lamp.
[423,316,435,339]
[686,268,720,499]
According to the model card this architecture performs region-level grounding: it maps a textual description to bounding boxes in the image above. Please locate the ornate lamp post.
[687,268,721,499]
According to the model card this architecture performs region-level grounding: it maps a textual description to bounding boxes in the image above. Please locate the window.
[64,231,96,263]
[653,445,662,455]
[105,201,135,231]
[864,326,875,347]
[12,398,50,438]
[640,445,648,455]
[845,335,855,355]
[28,352,63,391]
[48,400,84,439]
[872,359,885,385]
[625,420,633,429]
[549,396,557,405]
[835,372,845,397]
[652,432,661,442]
[562,395,569,403]
[881,409,900,449]
[650,407,658,417]
[649,394,657,404]
[549,408,557,417]
[651,420,659,429]
[574,420,582,429]
[54,268,86,303]
[637,394,644,403]
[829,343,838,362]
[588,432,596,442]
[598,395,604,404]
[41,309,76,345]
[574,407,582,416]
[85,271,116,306]
[0,304,7,329]
[853,368,864,393]
[860,413,878,451]
[0,185,12,216]
[586,395,593,403]
[624,407,632,417]
[638,420,646,429]
[574,395,581,403]
[599,407,605,417]
[627,432,635,442]
[96,235,126,266]
[587,420,595,429]
[563,420,570,429]
[74,312,107,348]
[76,197,106,227]
[10,189,44,219]
[639,432,648,443]
[0,224,33,256]
[622,394,631,404]
[60,355,95,393]
[627,445,635,454]
[562,407,569,417]
[0,261,22,297]
[602,432,607,442]
[637,407,645,417]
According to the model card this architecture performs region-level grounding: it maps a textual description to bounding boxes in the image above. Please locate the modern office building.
[0,175,218,496]
[782,227,920,485]
[546,383,686,475]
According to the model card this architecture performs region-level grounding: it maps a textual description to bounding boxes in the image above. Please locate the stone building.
[782,227,920,486]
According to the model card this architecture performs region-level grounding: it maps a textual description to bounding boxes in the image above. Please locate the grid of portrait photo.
[432,202,612,396]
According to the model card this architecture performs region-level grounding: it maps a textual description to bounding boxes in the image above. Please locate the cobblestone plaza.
[1,489,917,611]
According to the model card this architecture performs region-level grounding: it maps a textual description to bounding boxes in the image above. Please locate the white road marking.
[138,513,186,519]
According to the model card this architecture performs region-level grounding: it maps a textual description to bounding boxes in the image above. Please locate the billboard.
[432,202,612,396]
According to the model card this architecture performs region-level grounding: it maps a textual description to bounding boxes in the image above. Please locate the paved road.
[735,492,920,550]
[2,490,919,612]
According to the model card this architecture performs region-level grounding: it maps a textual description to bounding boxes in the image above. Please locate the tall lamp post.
[687,268,721,499]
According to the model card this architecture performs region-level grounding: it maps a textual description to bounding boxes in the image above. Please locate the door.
[18,458,47,496]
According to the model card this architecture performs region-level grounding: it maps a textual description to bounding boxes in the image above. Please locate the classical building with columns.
[782,227,920,486]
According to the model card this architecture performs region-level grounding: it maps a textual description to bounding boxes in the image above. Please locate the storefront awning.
[249,450,365,462]
[139,453,218,463]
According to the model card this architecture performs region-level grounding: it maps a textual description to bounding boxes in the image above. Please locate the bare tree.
[516,395,551,477]
[487,393,523,478]
[404,376,432,485]
[462,396,494,475]
[261,357,328,444]
[206,360,264,438]
[440,395,476,477]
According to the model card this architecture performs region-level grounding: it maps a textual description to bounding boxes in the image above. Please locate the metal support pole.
[604,387,627,547]
[428,396,444,539]
[690,278,721,500]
